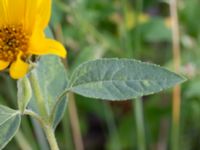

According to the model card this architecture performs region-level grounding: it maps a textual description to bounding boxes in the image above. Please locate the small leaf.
[69,58,186,100]
[0,105,21,149]
[17,76,32,113]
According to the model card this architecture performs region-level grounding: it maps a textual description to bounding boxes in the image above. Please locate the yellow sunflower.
[0,0,66,79]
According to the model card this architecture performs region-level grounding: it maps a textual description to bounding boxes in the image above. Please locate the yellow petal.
[29,31,67,58]
[0,1,7,26]
[9,56,29,79]
[30,39,66,58]
[0,60,9,70]
[24,0,51,31]
[0,0,36,32]
[36,0,51,29]
[24,0,39,32]
[2,0,51,32]
[6,0,26,25]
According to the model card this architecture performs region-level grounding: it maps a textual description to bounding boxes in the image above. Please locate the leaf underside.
[0,105,21,149]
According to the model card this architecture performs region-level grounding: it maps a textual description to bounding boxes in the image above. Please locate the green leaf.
[0,105,21,149]
[69,58,186,100]
[17,76,32,113]
[51,96,67,129]
[28,55,68,128]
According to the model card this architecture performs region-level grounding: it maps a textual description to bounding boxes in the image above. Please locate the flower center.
[0,24,29,62]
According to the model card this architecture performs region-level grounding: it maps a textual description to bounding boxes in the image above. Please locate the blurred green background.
[2,0,200,149]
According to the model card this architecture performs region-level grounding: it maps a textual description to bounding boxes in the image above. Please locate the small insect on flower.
[0,0,66,79]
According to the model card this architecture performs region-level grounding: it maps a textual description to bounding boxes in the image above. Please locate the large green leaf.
[68,58,186,100]
[28,55,68,128]
[0,105,21,149]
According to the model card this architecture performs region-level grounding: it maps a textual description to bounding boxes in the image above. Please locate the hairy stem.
[28,70,60,150]
[29,71,48,119]
[24,110,59,150]
[43,126,59,150]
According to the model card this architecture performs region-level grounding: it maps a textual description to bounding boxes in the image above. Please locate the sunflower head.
[0,25,29,61]
[0,0,66,79]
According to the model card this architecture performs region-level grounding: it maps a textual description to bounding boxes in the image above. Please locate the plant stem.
[61,109,75,150]
[27,70,60,150]
[134,98,146,150]
[68,93,84,150]
[24,110,60,150]
[170,0,181,149]
[134,0,143,58]
[103,102,121,150]
[24,110,45,126]
[21,117,39,149]
[120,0,133,58]
[132,0,146,149]
[43,126,59,150]
[15,130,32,150]
[31,118,49,150]
[29,71,48,119]
[120,0,146,148]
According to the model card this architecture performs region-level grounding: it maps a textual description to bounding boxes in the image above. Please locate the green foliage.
[17,77,32,113]
[0,105,21,149]
[1,0,197,149]
[68,58,185,100]
[0,55,185,149]
[27,56,68,128]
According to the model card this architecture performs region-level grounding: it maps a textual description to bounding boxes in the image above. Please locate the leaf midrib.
[70,78,166,89]
[0,111,19,127]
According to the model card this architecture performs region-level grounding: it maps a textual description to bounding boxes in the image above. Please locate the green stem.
[120,0,133,58]
[15,130,32,150]
[61,110,75,150]
[103,102,121,150]
[171,121,179,150]
[29,71,48,118]
[24,110,45,127]
[134,98,146,150]
[24,110,59,150]
[21,117,39,149]
[31,118,49,150]
[134,0,143,58]
[134,0,146,148]
[43,126,59,150]
[27,71,60,150]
